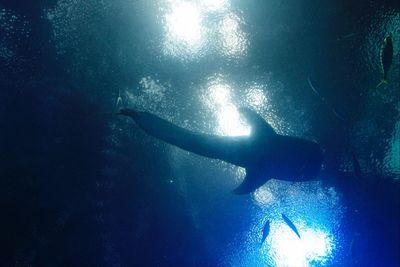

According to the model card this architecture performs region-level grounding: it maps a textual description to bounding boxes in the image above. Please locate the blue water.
[0,0,399,266]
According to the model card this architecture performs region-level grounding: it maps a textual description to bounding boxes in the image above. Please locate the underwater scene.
[0,0,399,266]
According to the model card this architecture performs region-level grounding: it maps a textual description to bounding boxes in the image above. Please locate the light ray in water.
[202,77,250,136]
[265,221,334,267]
[161,0,247,59]
[216,12,248,58]
[163,1,206,58]
[226,180,342,267]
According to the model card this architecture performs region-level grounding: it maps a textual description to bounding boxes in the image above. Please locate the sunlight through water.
[256,182,339,267]
[202,77,250,136]
[161,0,248,60]
[245,86,267,109]
[216,104,249,136]
[265,221,334,267]
[223,180,342,267]
[217,12,248,58]
[163,1,205,57]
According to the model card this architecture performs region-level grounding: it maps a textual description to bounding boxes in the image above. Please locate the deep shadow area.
[0,4,209,266]
[0,78,107,266]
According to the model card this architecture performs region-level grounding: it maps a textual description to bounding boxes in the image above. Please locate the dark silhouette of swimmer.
[119,108,323,194]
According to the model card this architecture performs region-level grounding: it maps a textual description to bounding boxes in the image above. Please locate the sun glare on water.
[202,78,250,136]
[165,2,203,45]
[264,222,334,267]
[162,0,247,59]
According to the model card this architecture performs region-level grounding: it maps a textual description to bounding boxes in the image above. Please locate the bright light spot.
[163,1,205,57]
[253,185,275,205]
[266,222,334,267]
[234,167,246,183]
[217,13,247,58]
[208,83,231,105]
[217,104,250,136]
[166,2,202,44]
[246,86,267,108]
[224,181,341,267]
[203,78,250,136]
[161,0,248,60]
